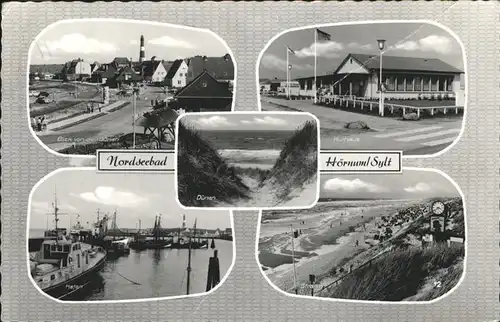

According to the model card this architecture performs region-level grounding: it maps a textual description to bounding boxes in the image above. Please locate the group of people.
[32,115,47,132]
[86,102,102,114]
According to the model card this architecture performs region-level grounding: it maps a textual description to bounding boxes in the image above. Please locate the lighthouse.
[139,35,145,63]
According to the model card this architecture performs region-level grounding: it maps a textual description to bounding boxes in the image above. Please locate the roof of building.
[175,70,233,99]
[142,60,164,77]
[63,59,90,74]
[30,64,65,75]
[186,55,234,80]
[114,66,143,82]
[112,57,130,66]
[166,59,184,79]
[335,53,463,74]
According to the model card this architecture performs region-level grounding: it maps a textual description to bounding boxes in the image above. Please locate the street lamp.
[202,55,208,71]
[377,39,386,116]
[288,64,292,99]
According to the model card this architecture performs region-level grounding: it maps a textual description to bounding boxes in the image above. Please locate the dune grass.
[177,120,251,206]
[325,242,464,301]
[259,120,318,199]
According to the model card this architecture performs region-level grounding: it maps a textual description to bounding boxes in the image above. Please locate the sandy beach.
[258,199,423,293]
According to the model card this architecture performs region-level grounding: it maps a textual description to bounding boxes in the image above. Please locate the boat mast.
[53,190,60,244]
[186,218,197,295]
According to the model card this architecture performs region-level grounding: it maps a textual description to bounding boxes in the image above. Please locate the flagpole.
[290,224,298,294]
[314,29,317,104]
[286,48,289,99]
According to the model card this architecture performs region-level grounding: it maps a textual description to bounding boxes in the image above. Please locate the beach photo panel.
[256,168,466,303]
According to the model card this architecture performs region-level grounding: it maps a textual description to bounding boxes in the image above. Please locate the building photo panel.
[28,169,234,302]
[257,169,465,302]
[258,22,465,156]
[28,19,235,156]
[176,112,319,209]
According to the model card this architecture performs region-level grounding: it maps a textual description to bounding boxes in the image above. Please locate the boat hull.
[41,252,107,301]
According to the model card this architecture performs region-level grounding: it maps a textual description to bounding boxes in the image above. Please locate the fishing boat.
[108,238,131,255]
[30,192,107,300]
[129,215,172,250]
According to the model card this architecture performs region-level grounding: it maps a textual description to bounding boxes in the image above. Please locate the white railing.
[319,95,464,117]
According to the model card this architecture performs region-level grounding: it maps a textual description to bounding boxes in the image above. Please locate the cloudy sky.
[30,19,230,65]
[259,22,464,80]
[181,114,315,131]
[29,170,231,231]
[320,170,460,200]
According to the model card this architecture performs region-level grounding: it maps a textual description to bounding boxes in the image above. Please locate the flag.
[316,28,331,41]
[287,46,295,55]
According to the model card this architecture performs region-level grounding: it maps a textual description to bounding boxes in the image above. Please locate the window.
[350,58,353,64]
[397,77,405,91]
[414,76,422,91]
[178,80,182,85]
[384,75,395,91]
[438,76,446,91]
[179,73,183,77]
[430,77,438,91]
[405,77,413,91]
[423,77,430,91]
[447,76,453,91]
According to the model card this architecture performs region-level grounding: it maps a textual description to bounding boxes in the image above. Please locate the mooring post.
[206,249,220,292]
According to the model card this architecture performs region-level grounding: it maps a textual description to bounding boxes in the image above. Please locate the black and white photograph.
[257,169,465,302]
[176,112,319,209]
[28,169,234,302]
[258,22,465,156]
[28,19,235,156]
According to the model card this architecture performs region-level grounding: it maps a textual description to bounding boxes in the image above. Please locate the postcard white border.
[26,167,237,304]
[26,18,238,159]
[173,111,321,211]
[255,20,468,159]
[254,166,468,304]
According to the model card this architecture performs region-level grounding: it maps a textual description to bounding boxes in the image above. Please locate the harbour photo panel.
[27,168,234,302]
[257,21,466,157]
[175,112,320,210]
[257,169,466,302]
[28,18,236,157]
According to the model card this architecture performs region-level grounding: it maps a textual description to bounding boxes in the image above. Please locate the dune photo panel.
[175,112,320,209]
[258,21,466,157]
[27,168,234,302]
[28,19,236,157]
[257,169,466,302]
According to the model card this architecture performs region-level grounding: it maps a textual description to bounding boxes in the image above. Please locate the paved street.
[260,98,463,156]
[38,97,156,152]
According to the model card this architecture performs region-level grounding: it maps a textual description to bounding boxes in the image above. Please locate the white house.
[165,59,189,88]
[62,59,92,81]
[142,58,168,84]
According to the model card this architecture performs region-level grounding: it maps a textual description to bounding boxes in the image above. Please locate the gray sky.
[260,22,464,79]
[320,170,461,200]
[30,19,231,64]
[29,170,232,230]
[181,114,315,131]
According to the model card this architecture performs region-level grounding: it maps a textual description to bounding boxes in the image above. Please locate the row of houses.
[30,54,234,90]
[260,53,465,105]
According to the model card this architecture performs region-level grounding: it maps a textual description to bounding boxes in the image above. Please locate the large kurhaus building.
[294,53,465,105]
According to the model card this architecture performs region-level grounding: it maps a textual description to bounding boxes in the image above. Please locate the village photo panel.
[27,168,235,302]
[175,112,320,209]
[257,169,466,302]
[258,21,466,157]
[28,19,236,157]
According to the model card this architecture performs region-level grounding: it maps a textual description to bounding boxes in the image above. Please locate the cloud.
[293,41,343,59]
[130,39,139,45]
[71,186,148,208]
[393,35,454,55]
[241,116,287,126]
[323,178,388,193]
[193,116,233,128]
[347,42,374,51]
[31,200,77,215]
[260,54,312,71]
[148,36,196,49]
[404,182,432,193]
[41,33,119,55]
